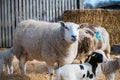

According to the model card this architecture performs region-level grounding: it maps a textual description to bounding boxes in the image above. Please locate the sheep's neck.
[88,60,98,76]
[50,27,71,56]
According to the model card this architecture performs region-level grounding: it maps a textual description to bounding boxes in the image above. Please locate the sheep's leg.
[106,53,111,59]
[105,44,111,59]
[106,50,111,59]
[104,50,111,59]
[48,65,54,80]
[19,56,27,75]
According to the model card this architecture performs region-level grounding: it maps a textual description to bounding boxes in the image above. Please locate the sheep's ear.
[86,29,94,36]
[79,23,89,28]
[59,21,66,28]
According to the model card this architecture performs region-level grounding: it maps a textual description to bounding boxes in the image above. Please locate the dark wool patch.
[86,71,94,79]
[79,65,84,70]
[83,74,85,78]
[87,70,90,77]
[89,74,94,79]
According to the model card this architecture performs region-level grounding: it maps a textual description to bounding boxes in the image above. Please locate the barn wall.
[0,0,83,48]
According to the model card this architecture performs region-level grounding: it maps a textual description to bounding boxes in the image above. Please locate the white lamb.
[0,47,14,76]
[56,50,109,80]
[13,19,80,80]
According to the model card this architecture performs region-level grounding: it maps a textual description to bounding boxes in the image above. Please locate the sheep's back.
[82,24,110,50]
[14,20,63,61]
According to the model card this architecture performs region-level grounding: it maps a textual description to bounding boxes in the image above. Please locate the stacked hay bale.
[62,9,120,45]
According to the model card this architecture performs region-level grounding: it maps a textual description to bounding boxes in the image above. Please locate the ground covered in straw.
[0,48,120,80]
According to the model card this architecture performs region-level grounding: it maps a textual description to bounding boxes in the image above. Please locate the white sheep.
[77,23,110,63]
[13,19,80,80]
[0,47,14,76]
[56,50,109,80]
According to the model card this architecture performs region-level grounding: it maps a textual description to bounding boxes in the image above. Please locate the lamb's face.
[92,50,109,63]
[90,52,103,63]
[60,22,80,43]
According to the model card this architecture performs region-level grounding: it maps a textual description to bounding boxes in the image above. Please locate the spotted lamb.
[56,50,109,80]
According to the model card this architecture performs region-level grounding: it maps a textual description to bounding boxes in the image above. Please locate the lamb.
[97,56,120,80]
[0,47,14,76]
[56,50,109,80]
[77,23,110,63]
[13,19,80,80]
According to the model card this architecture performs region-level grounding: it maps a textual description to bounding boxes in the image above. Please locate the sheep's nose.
[71,35,77,41]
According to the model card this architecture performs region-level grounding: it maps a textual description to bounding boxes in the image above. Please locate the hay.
[62,9,120,45]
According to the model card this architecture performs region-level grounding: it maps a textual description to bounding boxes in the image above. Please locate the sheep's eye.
[65,26,69,30]
[85,31,88,34]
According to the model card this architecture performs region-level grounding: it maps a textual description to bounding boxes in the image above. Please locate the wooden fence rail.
[0,0,83,48]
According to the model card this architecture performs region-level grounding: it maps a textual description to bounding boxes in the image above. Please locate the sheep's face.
[60,22,80,43]
[79,28,94,40]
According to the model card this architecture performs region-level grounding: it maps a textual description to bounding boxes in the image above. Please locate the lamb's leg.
[5,64,10,74]
[6,56,14,74]
[48,65,54,80]
[105,73,115,80]
[7,63,13,74]
[0,59,4,77]
[19,56,27,75]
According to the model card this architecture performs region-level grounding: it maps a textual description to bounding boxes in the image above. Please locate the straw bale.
[62,9,120,45]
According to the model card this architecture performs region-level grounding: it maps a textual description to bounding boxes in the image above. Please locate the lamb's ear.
[59,21,66,28]
[79,23,89,28]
